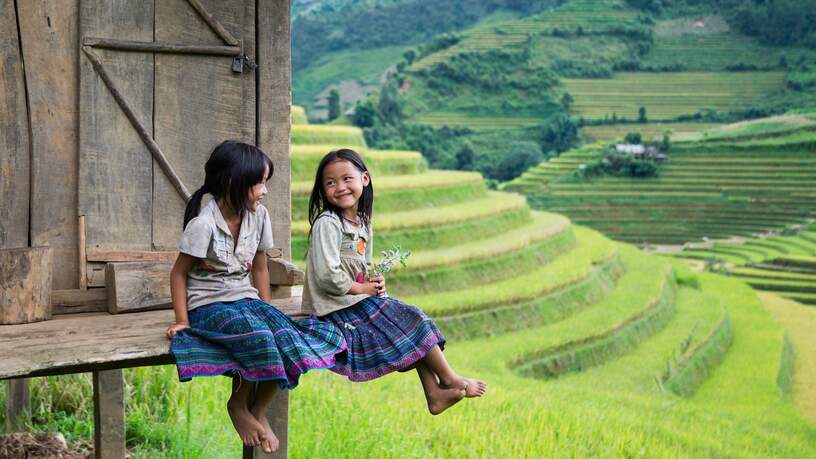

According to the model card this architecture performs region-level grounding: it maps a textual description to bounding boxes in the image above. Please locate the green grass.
[564,72,786,120]
[291,124,367,147]
[581,122,720,143]
[292,105,308,125]
[291,147,427,181]
[407,112,545,130]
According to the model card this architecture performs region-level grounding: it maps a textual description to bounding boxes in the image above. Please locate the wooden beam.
[106,262,173,313]
[185,0,240,46]
[93,369,125,459]
[79,215,88,289]
[87,249,178,263]
[83,36,240,56]
[267,257,304,286]
[52,288,107,315]
[81,46,191,203]
[257,0,292,263]
[6,379,30,432]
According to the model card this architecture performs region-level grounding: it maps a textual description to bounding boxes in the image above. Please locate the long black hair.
[308,148,373,233]
[183,140,273,228]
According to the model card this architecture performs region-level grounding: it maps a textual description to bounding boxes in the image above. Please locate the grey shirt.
[178,196,274,311]
[302,211,372,316]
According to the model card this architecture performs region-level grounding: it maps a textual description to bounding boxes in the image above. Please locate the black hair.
[183,140,273,228]
[308,148,373,234]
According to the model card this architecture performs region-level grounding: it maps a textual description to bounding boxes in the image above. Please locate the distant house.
[615,144,668,161]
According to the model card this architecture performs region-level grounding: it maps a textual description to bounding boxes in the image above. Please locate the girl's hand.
[166,322,190,339]
[368,274,386,296]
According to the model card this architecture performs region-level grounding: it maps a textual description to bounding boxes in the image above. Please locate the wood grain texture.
[93,369,125,459]
[0,295,301,380]
[17,1,80,289]
[79,0,154,252]
[0,0,30,250]
[105,261,173,313]
[6,379,30,432]
[267,257,304,285]
[258,0,292,263]
[0,247,52,325]
[152,0,256,250]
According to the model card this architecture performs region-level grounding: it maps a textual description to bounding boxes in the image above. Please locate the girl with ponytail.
[166,140,346,453]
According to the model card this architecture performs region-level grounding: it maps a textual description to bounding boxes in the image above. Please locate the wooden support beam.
[81,46,191,202]
[185,0,240,46]
[267,258,304,286]
[83,36,240,56]
[93,369,125,459]
[87,249,178,263]
[6,380,31,432]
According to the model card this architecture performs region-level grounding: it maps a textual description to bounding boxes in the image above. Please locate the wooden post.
[93,369,125,459]
[0,247,53,325]
[6,380,31,432]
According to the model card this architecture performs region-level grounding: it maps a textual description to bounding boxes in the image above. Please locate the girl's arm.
[252,251,272,302]
[167,253,197,338]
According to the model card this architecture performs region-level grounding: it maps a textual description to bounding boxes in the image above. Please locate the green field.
[4,108,815,457]
[564,72,787,120]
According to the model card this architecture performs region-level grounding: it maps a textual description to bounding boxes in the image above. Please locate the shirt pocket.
[212,233,232,263]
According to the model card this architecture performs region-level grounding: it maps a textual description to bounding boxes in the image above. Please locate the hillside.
[3,108,815,456]
[293,0,816,184]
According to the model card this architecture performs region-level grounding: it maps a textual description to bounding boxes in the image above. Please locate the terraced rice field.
[7,108,815,457]
[563,72,786,120]
[407,112,544,130]
[505,120,816,245]
[581,122,721,142]
[411,0,641,70]
[676,229,816,305]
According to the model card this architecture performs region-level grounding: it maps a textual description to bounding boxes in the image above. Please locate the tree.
[540,115,578,153]
[561,92,574,110]
[327,89,341,121]
[454,141,475,170]
[624,132,642,144]
[350,99,376,128]
[638,106,647,123]
[495,141,544,181]
[377,78,403,126]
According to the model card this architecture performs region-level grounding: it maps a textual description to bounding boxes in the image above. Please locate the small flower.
[357,239,366,256]
[344,323,356,330]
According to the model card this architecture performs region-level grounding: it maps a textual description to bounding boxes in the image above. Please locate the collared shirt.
[178,196,274,310]
[302,211,372,316]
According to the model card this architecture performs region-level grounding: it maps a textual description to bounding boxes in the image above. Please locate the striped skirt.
[170,298,346,389]
[324,296,445,382]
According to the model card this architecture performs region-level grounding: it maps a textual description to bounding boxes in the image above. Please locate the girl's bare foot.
[250,405,280,453]
[426,386,466,415]
[442,376,488,398]
[227,399,267,448]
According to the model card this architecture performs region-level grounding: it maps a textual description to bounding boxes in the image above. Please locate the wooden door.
[78,0,257,256]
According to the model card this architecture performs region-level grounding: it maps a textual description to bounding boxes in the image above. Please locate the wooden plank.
[83,36,241,56]
[105,261,173,313]
[16,0,79,290]
[93,369,125,459]
[87,262,106,287]
[0,0,30,250]
[152,0,256,251]
[87,249,179,263]
[0,247,53,325]
[78,0,154,252]
[0,295,301,380]
[52,288,107,315]
[258,0,292,262]
[6,379,30,432]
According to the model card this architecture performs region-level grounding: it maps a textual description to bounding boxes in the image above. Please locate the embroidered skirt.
[324,296,445,382]
[170,298,346,389]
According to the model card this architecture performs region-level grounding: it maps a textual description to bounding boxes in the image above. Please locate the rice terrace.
[2,0,816,458]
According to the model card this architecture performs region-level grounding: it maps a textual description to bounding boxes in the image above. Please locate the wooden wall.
[1,0,292,287]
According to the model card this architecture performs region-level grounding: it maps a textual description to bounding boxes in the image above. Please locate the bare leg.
[423,345,487,398]
[249,381,281,453]
[227,377,267,447]
[416,361,465,415]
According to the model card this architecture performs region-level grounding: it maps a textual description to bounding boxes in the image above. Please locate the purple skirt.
[323,295,445,382]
